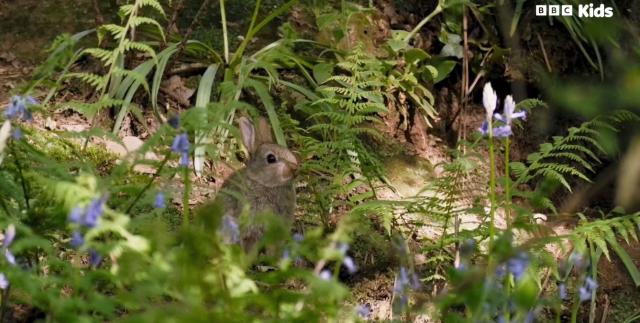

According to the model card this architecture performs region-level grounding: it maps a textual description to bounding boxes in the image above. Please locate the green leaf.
[193,63,220,176]
[431,60,456,84]
[606,236,640,286]
[246,78,286,147]
[313,63,334,85]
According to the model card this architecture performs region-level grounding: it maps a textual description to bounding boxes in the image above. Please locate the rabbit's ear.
[256,117,274,144]
[238,117,256,154]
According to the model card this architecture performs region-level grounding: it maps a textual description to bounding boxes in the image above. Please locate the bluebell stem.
[4,95,36,121]
[89,249,102,267]
[0,273,7,290]
[356,304,371,318]
[319,269,332,280]
[559,283,567,300]
[71,231,84,248]
[154,192,165,209]
[3,224,16,266]
[171,133,190,167]
[507,252,529,281]
[221,215,240,244]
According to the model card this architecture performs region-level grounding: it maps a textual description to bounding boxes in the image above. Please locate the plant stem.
[404,2,444,43]
[182,165,191,228]
[10,143,30,211]
[124,151,172,214]
[488,121,496,255]
[505,137,511,229]
[220,0,229,63]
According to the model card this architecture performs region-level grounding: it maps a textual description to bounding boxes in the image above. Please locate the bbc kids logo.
[536,3,613,17]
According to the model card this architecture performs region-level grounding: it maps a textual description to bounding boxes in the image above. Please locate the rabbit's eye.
[266,153,277,164]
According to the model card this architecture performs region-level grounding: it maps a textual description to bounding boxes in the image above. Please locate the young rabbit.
[216,116,298,250]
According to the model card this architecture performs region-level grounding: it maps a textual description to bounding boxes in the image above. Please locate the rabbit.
[216,116,298,251]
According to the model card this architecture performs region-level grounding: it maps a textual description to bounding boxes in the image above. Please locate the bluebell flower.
[356,304,371,318]
[71,231,84,248]
[559,283,567,300]
[482,83,497,122]
[319,269,332,280]
[12,128,22,140]
[281,249,290,261]
[569,252,585,269]
[410,272,422,290]
[3,224,16,266]
[168,115,180,129]
[507,252,529,281]
[171,133,190,167]
[154,192,165,209]
[4,95,36,121]
[343,256,357,274]
[68,207,84,224]
[479,121,512,138]
[221,215,240,244]
[293,233,304,242]
[0,273,8,290]
[398,266,409,287]
[336,242,349,255]
[495,263,507,280]
[579,276,598,302]
[524,310,535,323]
[84,197,106,228]
[494,95,526,125]
[89,249,102,267]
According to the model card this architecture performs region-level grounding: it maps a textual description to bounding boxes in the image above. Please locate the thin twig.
[92,0,104,26]
[459,4,469,150]
[175,0,215,60]
[168,0,185,34]
[124,152,172,214]
[600,294,609,323]
[537,32,553,73]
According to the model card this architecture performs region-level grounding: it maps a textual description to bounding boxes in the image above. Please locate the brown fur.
[215,117,297,250]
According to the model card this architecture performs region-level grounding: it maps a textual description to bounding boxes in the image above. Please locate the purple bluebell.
[559,283,567,300]
[319,269,332,280]
[89,249,102,267]
[154,192,165,209]
[343,256,357,274]
[84,197,106,228]
[356,304,371,318]
[69,207,83,224]
[4,95,35,121]
[507,252,530,281]
[494,95,526,125]
[524,310,535,323]
[293,233,304,242]
[0,273,7,290]
[336,242,349,255]
[3,224,16,266]
[171,133,190,167]
[221,215,240,244]
[282,249,290,261]
[495,263,507,280]
[168,115,180,129]
[410,272,421,290]
[569,252,585,268]
[71,231,84,248]
[12,128,22,140]
[579,276,598,302]
[479,121,512,138]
